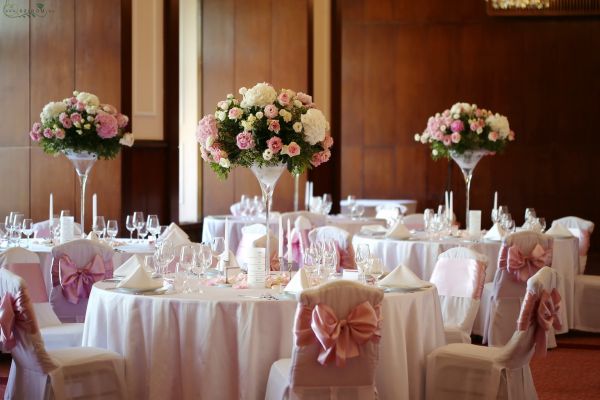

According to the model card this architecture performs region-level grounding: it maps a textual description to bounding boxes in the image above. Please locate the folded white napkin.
[378,265,431,289]
[284,269,309,293]
[86,231,100,241]
[484,223,506,241]
[385,220,411,240]
[294,216,312,231]
[360,225,388,236]
[162,229,192,248]
[218,249,240,270]
[160,223,189,240]
[114,254,144,277]
[117,264,162,290]
[546,222,574,238]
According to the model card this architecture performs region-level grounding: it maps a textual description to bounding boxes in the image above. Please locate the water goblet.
[132,211,145,242]
[125,215,135,240]
[11,213,24,247]
[22,219,34,248]
[146,215,160,241]
[92,216,106,239]
[355,243,371,284]
[138,225,149,243]
[369,257,383,283]
[106,220,119,243]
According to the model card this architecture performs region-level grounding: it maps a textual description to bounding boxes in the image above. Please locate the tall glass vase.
[250,163,286,277]
[450,149,488,230]
[64,150,98,236]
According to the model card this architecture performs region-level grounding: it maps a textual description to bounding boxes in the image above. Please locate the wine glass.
[106,220,119,243]
[146,215,160,241]
[524,208,536,224]
[155,240,175,276]
[22,219,33,248]
[199,243,213,277]
[211,237,225,272]
[370,257,383,283]
[0,223,7,248]
[537,217,546,233]
[355,243,371,284]
[302,251,317,285]
[138,225,149,242]
[253,195,264,215]
[423,208,435,236]
[11,213,24,247]
[144,255,155,274]
[92,216,106,239]
[132,212,145,242]
[125,215,135,240]
[321,194,333,215]
[179,245,196,293]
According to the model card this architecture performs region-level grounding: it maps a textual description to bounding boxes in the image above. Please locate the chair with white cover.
[402,213,424,231]
[308,226,354,270]
[235,224,279,271]
[426,266,562,400]
[286,216,313,269]
[375,205,405,227]
[281,211,327,231]
[483,231,553,347]
[0,248,83,349]
[32,219,82,239]
[50,239,114,322]
[430,247,487,344]
[0,268,127,399]
[265,280,384,400]
[551,216,594,273]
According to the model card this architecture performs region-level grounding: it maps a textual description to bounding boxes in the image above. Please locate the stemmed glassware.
[370,257,383,283]
[92,216,106,238]
[198,243,213,278]
[0,223,7,248]
[178,245,196,293]
[211,237,225,275]
[11,213,24,247]
[146,215,160,241]
[106,220,119,243]
[138,225,149,243]
[22,219,34,247]
[125,215,135,240]
[355,243,371,284]
[321,240,337,279]
[132,212,145,242]
[155,240,175,277]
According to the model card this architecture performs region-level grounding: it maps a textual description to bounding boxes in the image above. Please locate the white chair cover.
[375,205,403,226]
[431,247,487,343]
[484,231,553,347]
[552,216,594,273]
[32,219,82,239]
[308,226,354,269]
[281,211,327,230]
[0,247,84,349]
[0,269,126,399]
[402,213,424,231]
[573,274,600,332]
[426,267,561,400]
[265,280,384,400]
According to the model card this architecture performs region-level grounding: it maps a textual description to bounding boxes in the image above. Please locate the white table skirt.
[82,282,444,400]
[352,234,579,330]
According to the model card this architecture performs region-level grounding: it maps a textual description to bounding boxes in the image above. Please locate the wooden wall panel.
[339,0,600,252]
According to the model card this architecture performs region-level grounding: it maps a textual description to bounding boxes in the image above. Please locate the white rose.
[240,82,277,108]
[84,124,91,130]
[248,115,256,123]
[206,135,215,148]
[263,149,273,161]
[227,93,234,99]
[87,116,95,122]
[215,110,226,121]
[450,103,462,115]
[432,149,439,156]
[293,99,303,108]
[279,109,292,123]
[486,114,510,138]
[414,133,420,142]
[300,108,328,145]
[85,106,97,115]
[239,87,247,95]
[241,119,254,131]
[76,130,83,135]
[119,132,135,147]
[76,92,100,106]
[256,111,264,120]
[40,101,67,123]
[293,122,303,133]
[219,158,231,168]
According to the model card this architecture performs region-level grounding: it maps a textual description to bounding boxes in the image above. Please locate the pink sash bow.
[505,244,552,282]
[0,291,35,351]
[295,301,381,367]
[59,254,106,304]
[517,288,562,357]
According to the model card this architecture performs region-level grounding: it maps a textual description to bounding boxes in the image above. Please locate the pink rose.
[95,112,119,139]
[450,132,461,143]
[29,131,41,142]
[320,149,331,163]
[310,149,331,167]
[200,146,210,162]
[283,141,301,157]
[217,100,229,110]
[450,120,464,133]
[212,149,227,163]
[442,136,452,146]
[54,128,65,139]
[322,134,334,149]
[268,119,280,133]
[116,113,129,128]
[488,131,499,142]
[70,113,82,124]
[59,113,72,129]
[508,130,515,141]
[76,102,85,111]
[196,114,218,144]
[32,122,42,134]
[267,136,283,153]
[264,104,279,119]
[469,122,479,131]
[236,131,255,150]
[277,92,290,106]
[43,128,53,138]
[296,92,312,105]
[228,107,243,120]
[69,97,78,105]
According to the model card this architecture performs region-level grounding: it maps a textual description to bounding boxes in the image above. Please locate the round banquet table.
[82,282,445,400]
[352,233,580,330]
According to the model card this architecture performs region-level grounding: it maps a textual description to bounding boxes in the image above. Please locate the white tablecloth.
[82,282,444,400]
[340,199,418,216]
[352,233,579,330]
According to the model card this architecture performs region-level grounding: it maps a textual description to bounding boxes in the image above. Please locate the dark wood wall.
[337,0,600,250]
[201,0,310,216]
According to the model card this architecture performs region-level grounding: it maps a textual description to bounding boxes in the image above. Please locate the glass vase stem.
[78,172,88,236]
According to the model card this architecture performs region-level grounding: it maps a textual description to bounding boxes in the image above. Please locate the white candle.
[287,219,292,264]
[305,181,310,210]
[309,182,313,207]
[450,191,453,222]
[445,191,449,212]
[278,216,283,259]
[49,193,53,222]
[468,210,482,237]
[92,193,97,223]
[493,191,498,211]
[224,217,230,261]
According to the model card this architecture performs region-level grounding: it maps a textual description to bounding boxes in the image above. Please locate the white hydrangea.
[486,114,510,138]
[76,92,100,106]
[300,108,327,145]
[240,83,277,108]
[40,101,67,123]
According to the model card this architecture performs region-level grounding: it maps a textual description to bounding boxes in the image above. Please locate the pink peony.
[266,136,283,153]
[264,104,279,119]
[488,131,499,142]
[284,141,301,157]
[32,122,42,134]
[59,113,72,129]
[450,120,464,133]
[277,92,290,106]
[442,136,452,146]
[228,107,243,120]
[76,102,86,111]
[268,119,281,133]
[236,131,255,150]
[69,96,78,105]
[43,128,53,139]
[296,92,312,105]
[310,149,331,167]
[29,131,41,142]
[196,114,218,144]
[95,112,119,139]
[322,134,334,149]
[469,122,479,132]
[116,113,129,128]
[54,128,65,139]
[70,113,82,124]
[450,132,461,143]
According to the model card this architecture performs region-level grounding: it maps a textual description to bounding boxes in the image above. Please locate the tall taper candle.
[445,191,449,212]
[305,181,310,210]
[450,191,453,222]
[493,191,498,211]
[224,217,230,261]
[287,219,292,264]
[278,216,283,259]
[92,193,97,224]
[49,193,53,223]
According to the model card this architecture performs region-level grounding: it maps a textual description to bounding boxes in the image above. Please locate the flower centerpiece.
[29,91,133,234]
[415,102,515,228]
[196,82,333,277]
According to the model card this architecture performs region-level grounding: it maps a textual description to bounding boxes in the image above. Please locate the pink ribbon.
[517,288,562,357]
[294,301,381,367]
[59,254,106,304]
[0,291,35,351]
[505,244,552,282]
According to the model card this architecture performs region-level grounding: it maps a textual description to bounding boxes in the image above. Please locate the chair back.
[498,267,561,368]
[49,239,114,322]
[286,216,314,269]
[402,213,424,231]
[375,205,402,226]
[236,224,279,271]
[281,212,327,231]
[308,226,354,270]
[0,269,57,374]
[33,219,82,239]
[289,280,384,398]
[0,248,47,303]
[431,248,487,331]
[552,216,594,272]
[497,231,553,286]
